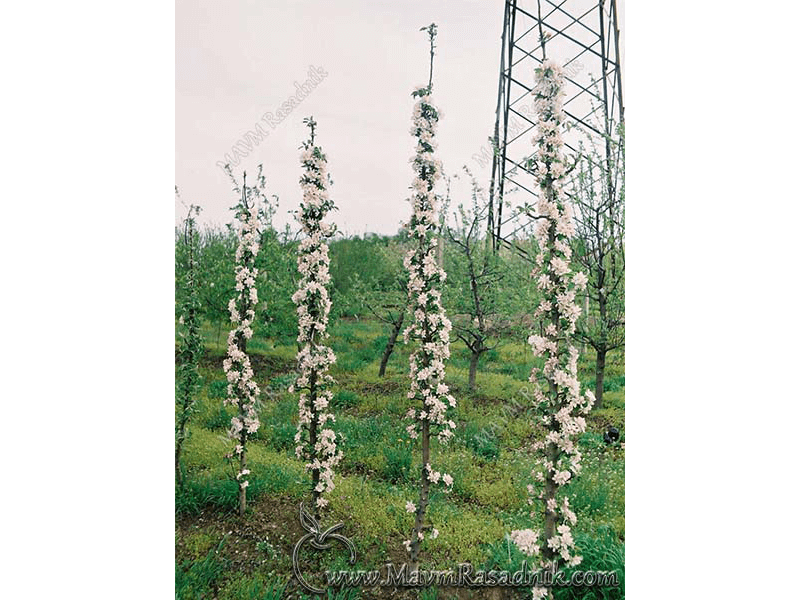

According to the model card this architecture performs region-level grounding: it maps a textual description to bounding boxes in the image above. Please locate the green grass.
[177,318,624,598]
[176,537,229,599]
[217,574,287,600]
[553,526,625,600]
[381,443,413,483]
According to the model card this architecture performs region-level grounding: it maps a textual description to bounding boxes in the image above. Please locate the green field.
[175,318,624,599]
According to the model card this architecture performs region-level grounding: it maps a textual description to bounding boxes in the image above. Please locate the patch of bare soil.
[176,494,526,599]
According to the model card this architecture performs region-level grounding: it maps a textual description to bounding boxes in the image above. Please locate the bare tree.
[571,125,625,409]
[365,276,408,377]
[446,170,505,390]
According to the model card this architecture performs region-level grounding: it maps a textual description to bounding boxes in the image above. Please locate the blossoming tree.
[175,201,202,487]
[222,168,265,516]
[510,60,595,598]
[402,24,456,564]
[290,117,342,518]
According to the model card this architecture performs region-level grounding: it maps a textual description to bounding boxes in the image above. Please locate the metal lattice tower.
[487,0,624,252]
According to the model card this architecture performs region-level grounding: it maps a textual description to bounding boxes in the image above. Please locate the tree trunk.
[543,442,559,564]
[176,391,188,487]
[410,419,431,568]
[378,312,404,377]
[594,345,607,410]
[175,441,183,487]
[594,288,608,411]
[238,443,247,516]
[582,294,589,354]
[468,350,479,390]
[238,331,248,516]
[543,214,561,567]
[309,370,320,520]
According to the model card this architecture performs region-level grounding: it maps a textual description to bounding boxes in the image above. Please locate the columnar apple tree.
[222,170,264,517]
[175,202,202,487]
[510,60,595,598]
[402,23,456,565]
[290,117,342,517]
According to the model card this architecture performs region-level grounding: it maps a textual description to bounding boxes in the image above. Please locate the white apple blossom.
[292,119,342,512]
[403,82,455,559]
[510,529,540,557]
[222,180,262,498]
[512,59,595,570]
[531,586,549,600]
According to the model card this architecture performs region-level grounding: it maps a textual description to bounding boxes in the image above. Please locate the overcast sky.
[176,0,622,236]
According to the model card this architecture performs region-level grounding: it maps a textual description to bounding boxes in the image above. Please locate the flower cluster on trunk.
[222,189,262,499]
[402,86,456,558]
[290,120,342,512]
[510,61,595,592]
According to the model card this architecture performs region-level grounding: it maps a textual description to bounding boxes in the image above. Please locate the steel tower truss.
[488,0,624,253]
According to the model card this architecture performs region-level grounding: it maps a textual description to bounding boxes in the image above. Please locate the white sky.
[177,0,506,235]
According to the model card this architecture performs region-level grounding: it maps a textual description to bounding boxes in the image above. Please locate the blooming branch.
[222,169,264,516]
[401,41,456,559]
[511,60,595,582]
[291,116,342,516]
